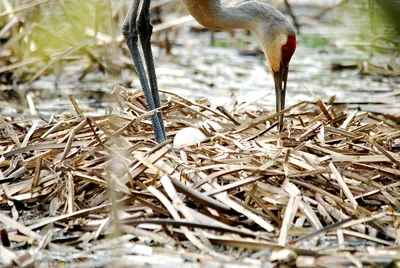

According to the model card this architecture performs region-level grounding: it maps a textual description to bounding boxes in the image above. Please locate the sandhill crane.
[122,0,296,142]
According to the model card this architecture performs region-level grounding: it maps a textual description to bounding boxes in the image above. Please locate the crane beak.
[273,64,289,132]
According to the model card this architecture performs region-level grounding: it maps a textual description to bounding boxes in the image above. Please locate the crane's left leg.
[137,0,166,141]
[122,0,167,143]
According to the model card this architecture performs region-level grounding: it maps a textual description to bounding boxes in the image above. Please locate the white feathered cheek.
[261,32,287,73]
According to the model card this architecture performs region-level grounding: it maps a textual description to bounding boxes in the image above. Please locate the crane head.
[256,23,296,131]
[270,34,296,131]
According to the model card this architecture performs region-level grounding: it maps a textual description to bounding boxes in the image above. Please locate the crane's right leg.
[138,0,166,141]
[122,0,167,143]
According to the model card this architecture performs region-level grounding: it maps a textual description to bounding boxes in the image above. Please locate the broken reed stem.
[0,87,399,265]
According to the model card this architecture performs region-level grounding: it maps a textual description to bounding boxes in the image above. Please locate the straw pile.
[1,86,400,267]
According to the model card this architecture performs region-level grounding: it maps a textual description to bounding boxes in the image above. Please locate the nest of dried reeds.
[0,86,399,267]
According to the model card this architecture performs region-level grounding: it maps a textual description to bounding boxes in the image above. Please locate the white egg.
[173,127,208,149]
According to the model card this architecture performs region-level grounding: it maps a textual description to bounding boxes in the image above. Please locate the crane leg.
[122,0,167,143]
[138,0,166,141]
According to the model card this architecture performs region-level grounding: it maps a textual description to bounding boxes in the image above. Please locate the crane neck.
[183,0,257,31]
[183,0,296,72]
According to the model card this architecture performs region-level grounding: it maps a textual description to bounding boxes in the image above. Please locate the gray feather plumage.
[184,0,296,37]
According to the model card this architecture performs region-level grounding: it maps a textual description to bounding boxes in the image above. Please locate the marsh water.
[27,0,399,116]
[149,1,399,113]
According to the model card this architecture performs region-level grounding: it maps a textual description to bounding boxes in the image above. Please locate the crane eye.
[282,45,289,51]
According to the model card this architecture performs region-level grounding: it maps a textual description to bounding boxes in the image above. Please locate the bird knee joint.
[138,19,153,36]
[122,25,139,42]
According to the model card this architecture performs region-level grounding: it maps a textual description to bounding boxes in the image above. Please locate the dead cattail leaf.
[0,87,399,265]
